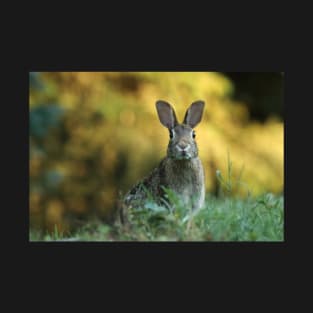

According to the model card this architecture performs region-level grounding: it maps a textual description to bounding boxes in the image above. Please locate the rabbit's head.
[156,100,205,160]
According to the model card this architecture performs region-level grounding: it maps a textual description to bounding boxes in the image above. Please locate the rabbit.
[123,100,205,216]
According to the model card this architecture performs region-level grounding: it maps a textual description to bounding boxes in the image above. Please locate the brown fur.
[123,100,206,216]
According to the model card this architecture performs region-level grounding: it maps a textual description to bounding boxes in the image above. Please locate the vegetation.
[30,165,284,242]
[29,192,283,242]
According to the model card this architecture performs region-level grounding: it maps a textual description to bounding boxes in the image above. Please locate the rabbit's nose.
[177,143,190,151]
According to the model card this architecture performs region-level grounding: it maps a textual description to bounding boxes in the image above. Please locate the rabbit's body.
[124,156,205,210]
[123,100,205,214]
[163,157,205,209]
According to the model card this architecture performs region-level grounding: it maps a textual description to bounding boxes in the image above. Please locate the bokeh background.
[29,72,284,233]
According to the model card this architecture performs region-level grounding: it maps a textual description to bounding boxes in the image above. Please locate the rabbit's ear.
[183,100,205,128]
[156,100,178,129]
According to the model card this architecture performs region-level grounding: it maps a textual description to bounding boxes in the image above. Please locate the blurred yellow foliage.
[29,72,284,232]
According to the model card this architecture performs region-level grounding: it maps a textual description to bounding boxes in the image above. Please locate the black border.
[7,35,295,287]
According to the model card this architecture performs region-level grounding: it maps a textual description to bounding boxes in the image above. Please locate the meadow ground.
[29,193,284,242]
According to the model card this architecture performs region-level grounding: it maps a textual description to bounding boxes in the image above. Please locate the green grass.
[30,160,284,242]
[29,192,284,242]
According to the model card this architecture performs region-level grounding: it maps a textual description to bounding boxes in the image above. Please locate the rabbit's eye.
[192,131,196,139]
[169,129,174,139]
